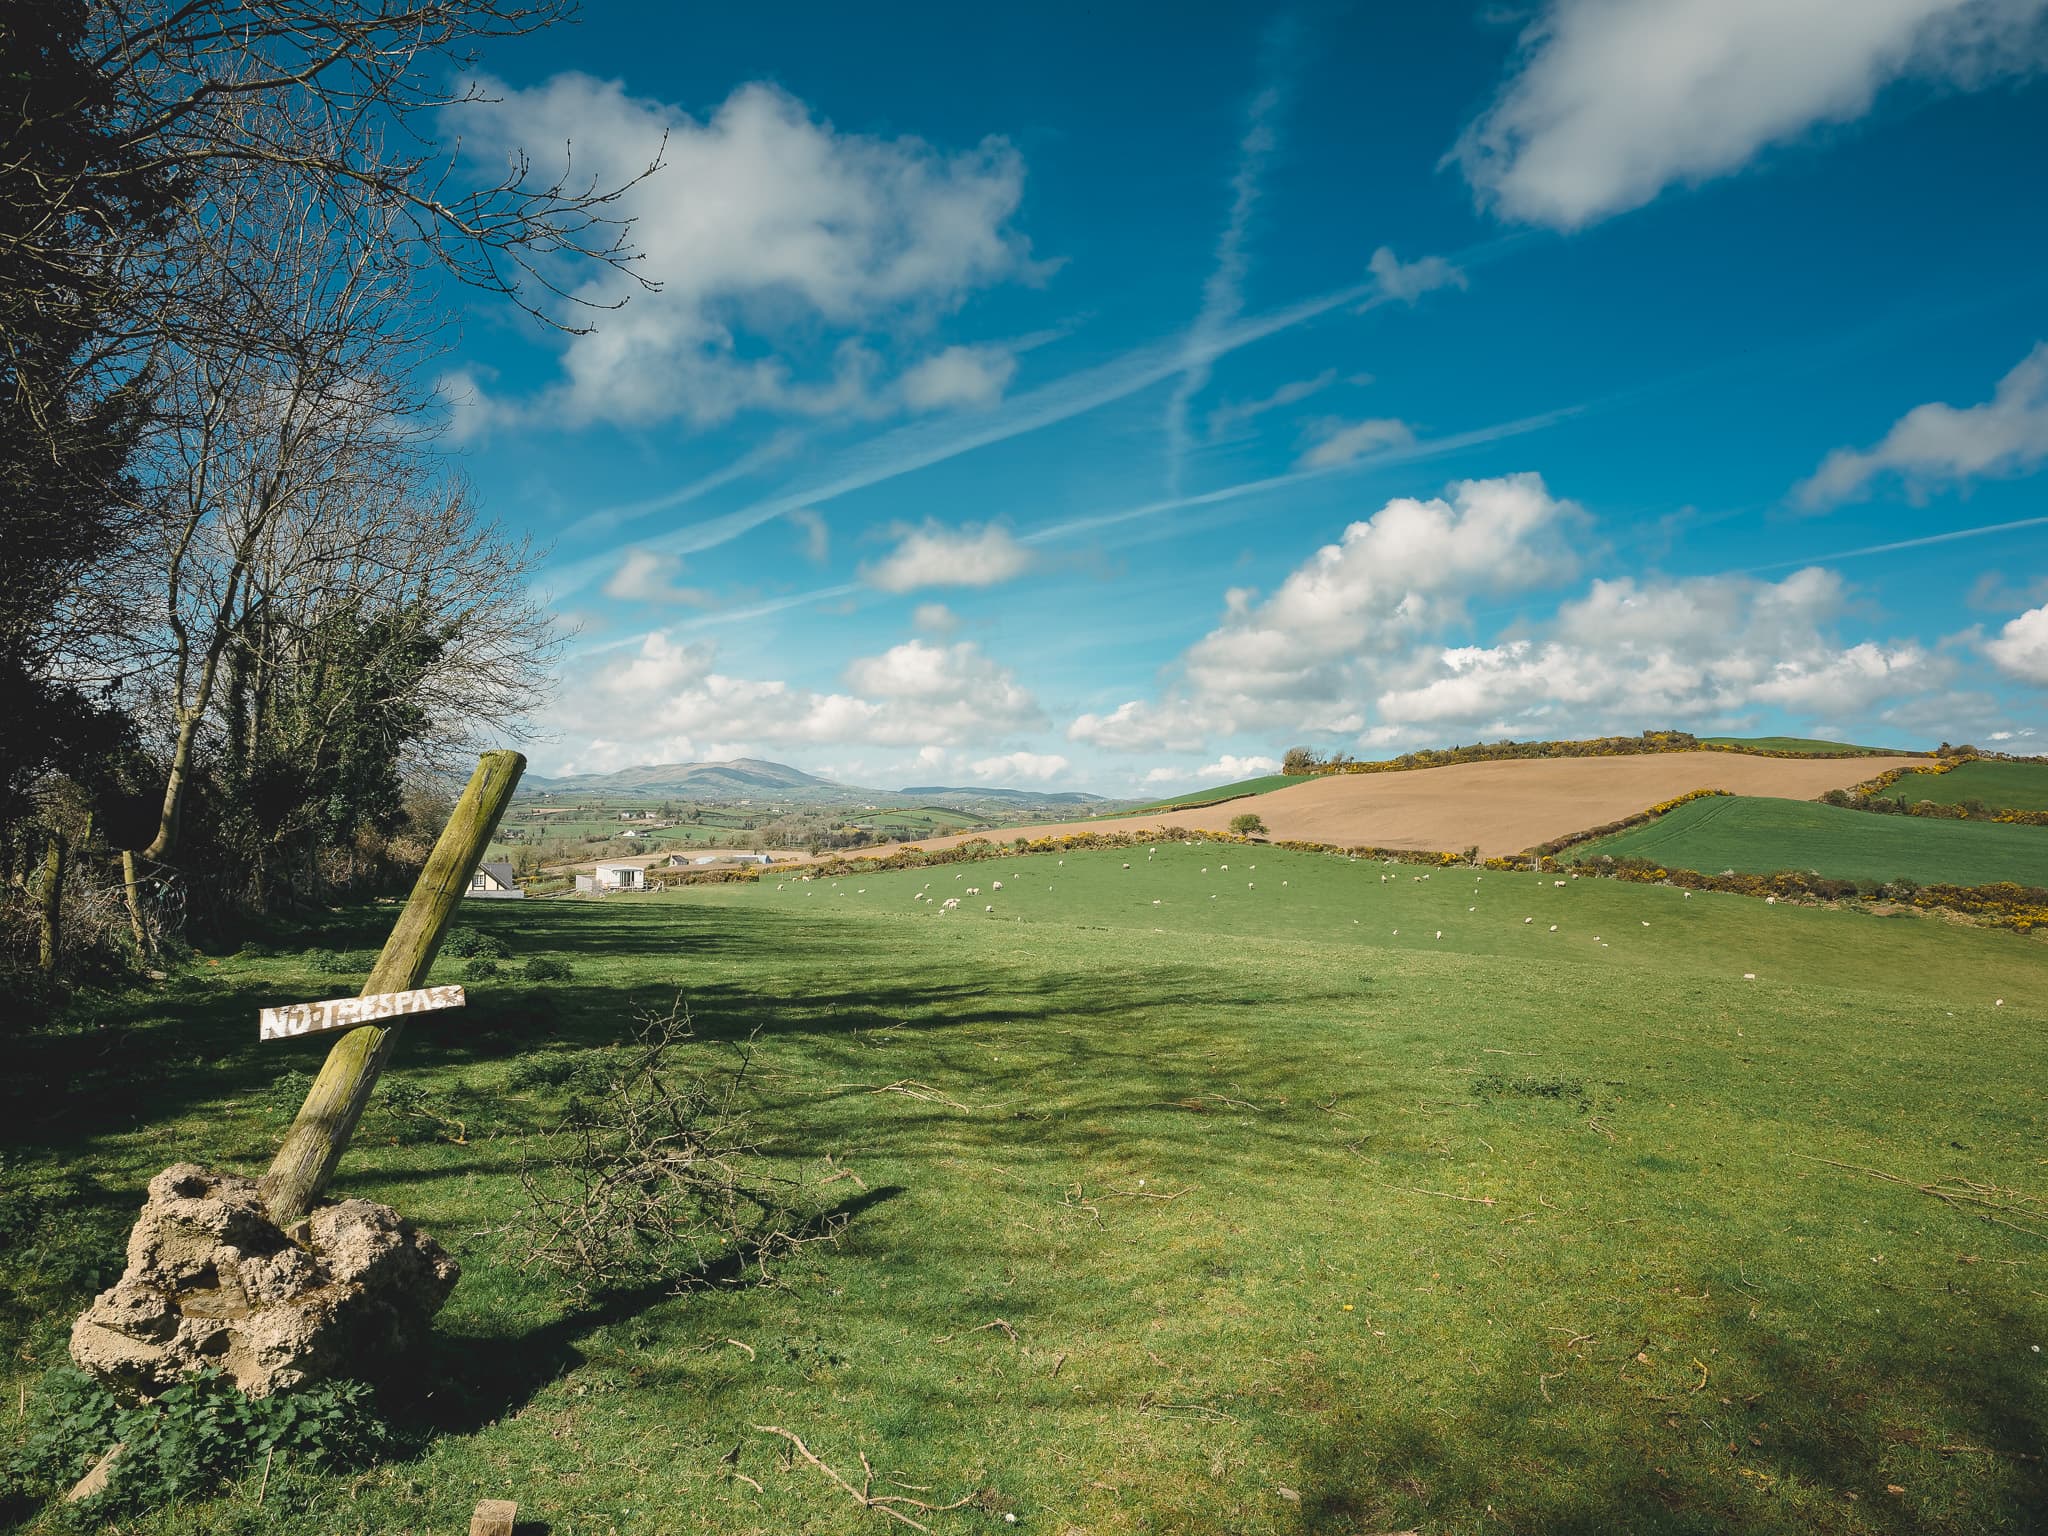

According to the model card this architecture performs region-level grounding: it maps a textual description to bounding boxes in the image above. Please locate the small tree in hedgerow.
[1229,812,1267,836]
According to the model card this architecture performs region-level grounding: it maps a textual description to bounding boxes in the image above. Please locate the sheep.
[1152,899,1162,906]
[992,880,1003,890]
[1123,863,1131,869]
[1435,930,1442,940]
[1524,917,1533,924]
[1549,924,1558,932]
[1742,972,1756,980]
[985,905,994,913]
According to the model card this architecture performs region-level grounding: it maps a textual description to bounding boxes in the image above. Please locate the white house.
[466,861,524,900]
[575,861,645,895]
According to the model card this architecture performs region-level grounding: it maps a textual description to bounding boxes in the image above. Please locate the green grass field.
[1115,773,1298,814]
[5,843,2046,1533]
[1573,794,2048,886]
[1874,759,2048,813]
[1702,736,1902,756]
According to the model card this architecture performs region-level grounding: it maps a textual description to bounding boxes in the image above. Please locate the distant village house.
[466,862,524,900]
[575,861,646,894]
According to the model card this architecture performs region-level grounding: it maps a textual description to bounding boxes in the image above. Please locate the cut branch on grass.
[869,1080,972,1112]
[1370,1181,1497,1207]
[511,996,844,1300]
[752,1425,977,1531]
[1791,1154,2047,1240]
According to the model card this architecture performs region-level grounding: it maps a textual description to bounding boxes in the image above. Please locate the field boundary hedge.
[1290,730,1930,780]
[1826,756,2048,827]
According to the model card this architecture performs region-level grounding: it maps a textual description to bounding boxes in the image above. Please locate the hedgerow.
[1291,730,1926,779]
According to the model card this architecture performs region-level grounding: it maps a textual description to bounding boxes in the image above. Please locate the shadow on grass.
[405,1184,905,1438]
[1287,1292,2047,1535]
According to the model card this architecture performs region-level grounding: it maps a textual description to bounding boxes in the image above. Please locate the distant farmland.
[1573,794,2048,886]
[1872,759,2048,812]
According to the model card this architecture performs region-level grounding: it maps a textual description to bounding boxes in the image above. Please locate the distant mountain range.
[522,758,836,798]
[520,758,1115,808]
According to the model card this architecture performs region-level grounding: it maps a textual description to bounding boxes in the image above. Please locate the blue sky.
[436,0,2048,791]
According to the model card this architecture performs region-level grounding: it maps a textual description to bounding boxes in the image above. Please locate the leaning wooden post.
[260,750,524,1227]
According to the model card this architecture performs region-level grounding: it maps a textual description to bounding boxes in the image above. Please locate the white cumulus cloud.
[1797,342,2048,506]
[863,521,1034,592]
[602,549,716,605]
[450,75,1042,427]
[1454,0,2048,229]
[1374,568,1935,730]
[900,344,1019,411]
[1984,603,2048,684]
[1070,473,1584,749]
[971,750,1070,782]
[546,631,1044,768]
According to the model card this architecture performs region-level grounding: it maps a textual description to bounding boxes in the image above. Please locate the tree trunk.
[121,848,149,954]
[38,832,67,978]
[259,750,523,1227]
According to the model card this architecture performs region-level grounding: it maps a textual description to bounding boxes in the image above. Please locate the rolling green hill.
[1572,793,2047,886]
[1872,758,2048,812]
[1114,772,1297,814]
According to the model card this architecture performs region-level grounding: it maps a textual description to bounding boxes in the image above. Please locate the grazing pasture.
[4,842,2044,1534]
[1575,794,2048,887]
[1872,759,2048,813]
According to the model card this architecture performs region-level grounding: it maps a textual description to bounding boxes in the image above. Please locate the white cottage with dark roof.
[466,861,525,899]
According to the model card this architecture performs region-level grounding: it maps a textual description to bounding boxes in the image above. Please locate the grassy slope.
[1874,759,2048,812]
[5,845,2046,1534]
[1573,794,2048,886]
[1115,773,1298,814]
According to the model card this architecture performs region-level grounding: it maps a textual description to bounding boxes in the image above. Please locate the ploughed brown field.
[810,750,1930,862]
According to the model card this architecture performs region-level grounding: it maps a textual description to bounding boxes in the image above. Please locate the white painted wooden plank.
[259,985,466,1041]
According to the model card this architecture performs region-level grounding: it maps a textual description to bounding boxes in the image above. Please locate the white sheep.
[985,905,993,913]
[1549,924,1558,932]
[992,880,1003,890]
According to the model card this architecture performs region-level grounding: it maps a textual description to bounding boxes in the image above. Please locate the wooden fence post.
[259,750,524,1227]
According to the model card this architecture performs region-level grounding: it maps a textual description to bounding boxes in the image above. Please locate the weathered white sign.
[259,985,465,1041]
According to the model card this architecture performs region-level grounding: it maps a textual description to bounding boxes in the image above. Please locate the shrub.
[441,927,509,959]
[462,957,501,981]
[4,1367,389,1519]
[1229,812,1268,835]
[306,948,376,975]
[522,956,574,983]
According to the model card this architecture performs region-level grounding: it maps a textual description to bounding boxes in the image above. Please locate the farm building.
[465,861,524,900]
[574,861,646,894]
